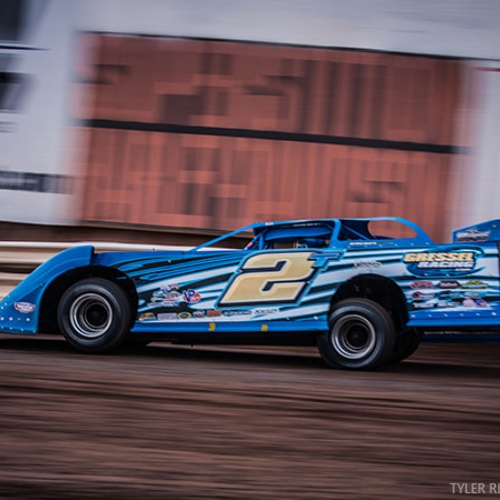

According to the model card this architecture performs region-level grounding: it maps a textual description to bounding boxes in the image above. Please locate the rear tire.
[57,278,132,353]
[317,298,396,370]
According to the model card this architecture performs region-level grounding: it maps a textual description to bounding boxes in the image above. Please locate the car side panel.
[0,246,94,334]
[103,242,500,336]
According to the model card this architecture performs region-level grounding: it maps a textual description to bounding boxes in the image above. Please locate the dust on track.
[0,336,499,499]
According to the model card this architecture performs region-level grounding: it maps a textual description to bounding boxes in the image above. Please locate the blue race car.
[1,217,500,370]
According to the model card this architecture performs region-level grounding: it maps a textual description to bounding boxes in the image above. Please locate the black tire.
[317,298,396,370]
[57,278,132,353]
[388,328,423,365]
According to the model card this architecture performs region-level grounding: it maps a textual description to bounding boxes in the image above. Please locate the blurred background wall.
[2,0,500,242]
[0,0,75,224]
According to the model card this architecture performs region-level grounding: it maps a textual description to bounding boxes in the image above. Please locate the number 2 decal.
[219,252,316,305]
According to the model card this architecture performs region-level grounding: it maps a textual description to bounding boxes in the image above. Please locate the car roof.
[252,220,336,239]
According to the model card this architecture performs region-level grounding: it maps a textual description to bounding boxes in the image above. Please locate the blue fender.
[0,245,94,334]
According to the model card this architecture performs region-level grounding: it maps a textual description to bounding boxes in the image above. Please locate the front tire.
[388,328,423,365]
[57,278,132,353]
[317,298,396,370]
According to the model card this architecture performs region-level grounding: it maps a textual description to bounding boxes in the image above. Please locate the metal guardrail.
[0,241,193,299]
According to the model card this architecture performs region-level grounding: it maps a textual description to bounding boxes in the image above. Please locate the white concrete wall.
[0,0,76,224]
[77,0,500,59]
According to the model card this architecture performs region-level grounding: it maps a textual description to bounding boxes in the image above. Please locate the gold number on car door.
[219,252,315,305]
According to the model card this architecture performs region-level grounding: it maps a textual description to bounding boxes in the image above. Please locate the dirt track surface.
[0,337,499,500]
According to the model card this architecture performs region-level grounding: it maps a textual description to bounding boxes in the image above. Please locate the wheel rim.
[331,314,377,360]
[68,293,113,339]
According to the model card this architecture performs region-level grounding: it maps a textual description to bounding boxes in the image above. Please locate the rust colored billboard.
[75,34,462,241]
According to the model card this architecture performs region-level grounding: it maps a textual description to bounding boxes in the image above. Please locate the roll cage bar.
[191,217,434,252]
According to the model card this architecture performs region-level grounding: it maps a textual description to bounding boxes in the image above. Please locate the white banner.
[0,0,75,224]
[450,61,500,232]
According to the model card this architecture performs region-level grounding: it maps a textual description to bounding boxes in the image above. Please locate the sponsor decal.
[152,289,180,300]
[183,289,201,304]
[462,280,488,289]
[148,289,181,307]
[476,299,488,307]
[253,308,279,315]
[139,312,156,321]
[222,310,254,317]
[160,302,180,308]
[437,300,453,308]
[455,228,490,242]
[403,250,477,276]
[177,312,192,319]
[348,241,379,247]
[207,310,221,317]
[410,281,434,289]
[464,291,482,300]
[353,259,382,269]
[463,298,475,307]
[148,300,179,308]
[411,290,435,301]
[413,300,437,309]
[193,310,206,319]
[14,302,35,313]
[439,280,460,289]
[439,290,462,300]
[157,313,178,321]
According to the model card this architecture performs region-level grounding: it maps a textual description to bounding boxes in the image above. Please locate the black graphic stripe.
[79,119,462,155]
[118,254,242,283]
[0,44,44,51]
[0,170,73,193]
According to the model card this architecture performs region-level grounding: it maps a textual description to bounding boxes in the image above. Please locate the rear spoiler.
[453,220,500,243]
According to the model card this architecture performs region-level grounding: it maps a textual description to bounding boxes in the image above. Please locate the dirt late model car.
[1,217,500,370]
